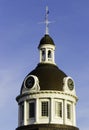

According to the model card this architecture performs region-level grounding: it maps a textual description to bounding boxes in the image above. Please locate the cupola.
[38,34,55,64]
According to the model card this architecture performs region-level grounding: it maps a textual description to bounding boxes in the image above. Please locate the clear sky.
[0,0,89,130]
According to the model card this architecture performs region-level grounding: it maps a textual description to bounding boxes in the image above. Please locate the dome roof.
[21,63,67,93]
[38,34,55,48]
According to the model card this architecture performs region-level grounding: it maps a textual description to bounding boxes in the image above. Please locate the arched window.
[42,49,45,61]
[48,50,52,58]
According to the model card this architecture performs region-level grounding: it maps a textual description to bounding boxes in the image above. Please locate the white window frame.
[67,102,72,120]
[55,101,62,117]
[40,99,49,118]
[55,99,63,118]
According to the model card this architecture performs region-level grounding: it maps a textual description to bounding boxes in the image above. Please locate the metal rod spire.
[38,6,54,35]
[45,6,49,34]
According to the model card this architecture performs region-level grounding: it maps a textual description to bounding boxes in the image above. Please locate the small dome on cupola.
[38,34,55,48]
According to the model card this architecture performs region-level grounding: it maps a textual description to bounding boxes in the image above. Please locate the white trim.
[24,101,27,125]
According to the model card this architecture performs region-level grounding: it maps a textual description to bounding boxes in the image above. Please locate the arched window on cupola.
[42,49,46,61]
[48,50,52,61]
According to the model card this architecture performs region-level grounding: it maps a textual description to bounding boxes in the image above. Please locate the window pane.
[29,102,35,118]
[67,104,71,119]
[41,101,48,116]
[55,102,62,117]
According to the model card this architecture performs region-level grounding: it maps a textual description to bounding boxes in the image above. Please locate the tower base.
[16,124,79,130]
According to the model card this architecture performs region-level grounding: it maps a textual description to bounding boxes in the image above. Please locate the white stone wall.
[17,90,78,127]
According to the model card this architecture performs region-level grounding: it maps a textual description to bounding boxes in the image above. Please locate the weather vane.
[39,6,54,35]
[45,6,50,34]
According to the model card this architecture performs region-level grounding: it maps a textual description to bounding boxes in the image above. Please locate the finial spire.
[39,6,54,35]
[45,6,49,34]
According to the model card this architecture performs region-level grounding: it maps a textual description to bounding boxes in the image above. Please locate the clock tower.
[16,7,79,130]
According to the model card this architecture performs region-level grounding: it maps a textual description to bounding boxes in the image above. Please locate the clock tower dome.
[16,7,79,130]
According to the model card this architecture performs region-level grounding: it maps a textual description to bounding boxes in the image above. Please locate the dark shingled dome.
[38,34,55,48]
[21,63,67,93]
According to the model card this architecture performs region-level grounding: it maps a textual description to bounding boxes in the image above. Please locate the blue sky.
[0,0,89,130]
